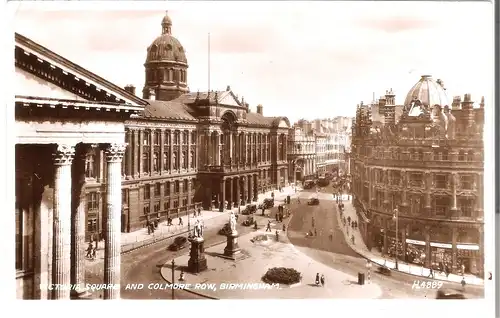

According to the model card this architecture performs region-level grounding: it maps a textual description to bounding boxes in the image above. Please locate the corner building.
[350,75,484,276]
[81,12,291,236]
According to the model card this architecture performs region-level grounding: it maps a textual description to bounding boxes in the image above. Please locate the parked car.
[377,266,392,276]
[258,198,274,209]
[242,204,257,215]
[242,216,255,226]
[436,289,466,299]
[308,197,320,205]
[218,223,232,235]
[168,236,188,251]
[304,180,315,189]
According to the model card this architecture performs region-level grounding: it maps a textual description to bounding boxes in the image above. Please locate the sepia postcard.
[4,1,495,317]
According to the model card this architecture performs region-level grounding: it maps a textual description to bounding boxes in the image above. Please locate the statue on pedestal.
[194,219,203,238]
[229,211,237,232]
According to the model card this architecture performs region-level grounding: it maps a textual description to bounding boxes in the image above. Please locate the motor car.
[218,223,232,235]
[168,236,188,251]
[377,266,392,276]
[242,216,255,226]
[436,289,466,299]
[304,180,315,189]
[308,197,320,205]
[317,177,330,187]
[242,204,257,215]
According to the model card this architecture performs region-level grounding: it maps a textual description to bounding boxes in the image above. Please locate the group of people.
[315,273,326,287]
[147,217,160,235]
[85,241,98,260]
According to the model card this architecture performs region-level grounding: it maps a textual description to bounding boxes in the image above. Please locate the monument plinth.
[224,230,242,259]
[188,236,208,273]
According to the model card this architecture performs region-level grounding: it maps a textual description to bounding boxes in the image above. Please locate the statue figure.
[194,219,203,238]
[229,211,237,232]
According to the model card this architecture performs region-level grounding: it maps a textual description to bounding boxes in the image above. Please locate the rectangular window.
[460,175,473,190]
[142,153,150,173]
[164,131,170,145]
[182,198,188,207]
[143,131,150,146]
[154,183,161,197]
[164,182,170,196]
[154,131,160,145]
[435,174,448,189]
[143,203,150,215]
[154,201,160,213]
[409,172,423,187]
[175,181,180,193]
[191,131,197,145]
[183,180,188,191]
[87,192,99,211]
[153,152,159,172]
[434,196,449,216]
[460,198,474,217]
[164,201,170,212]
[87,218,98,233]
[173,200,179,208]
[143,185,150,200]
[391,171,401,186]
[163,152,169,171]
[191,179,196,190]
[122,189,128,204]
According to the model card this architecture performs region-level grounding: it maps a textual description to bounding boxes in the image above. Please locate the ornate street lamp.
[393,208,399,270]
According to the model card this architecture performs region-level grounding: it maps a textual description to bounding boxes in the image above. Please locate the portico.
[14,33,146,299]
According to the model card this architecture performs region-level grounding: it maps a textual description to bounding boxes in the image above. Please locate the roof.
[142,99,196,121]
[404,75,449,107]
[176,90,243,107]
[15,33,146,107]
[246,112,274,127]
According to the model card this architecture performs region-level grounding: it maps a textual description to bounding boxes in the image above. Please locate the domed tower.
[404,75,449,109]
[142,11,189,101]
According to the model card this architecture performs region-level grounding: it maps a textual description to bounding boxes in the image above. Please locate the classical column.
[450,172,458,217]
[383,169,389,207]
[248,176,253,204]
[169,132,174,172]
[253,175,258,201]
[52,144,75,300]
[235,177,241,206]
[133,130,139,177]
[138,129,144,175]
[475,173,483,218]
[160,129,165,174]
[104,143,126,299]
[219,179,226,212]
[400,169,408,211]
[126,130,133,178]
[71,145,90,299]
[187,130,191,171]
[227,178,233,208]
[242,177,247,203]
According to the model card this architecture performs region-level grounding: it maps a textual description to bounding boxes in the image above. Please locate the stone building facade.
[350,75,484,276]
[287,126,317,182]
[81,12,290,237]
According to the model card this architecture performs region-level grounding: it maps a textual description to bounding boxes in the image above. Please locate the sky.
[9,1,494,123]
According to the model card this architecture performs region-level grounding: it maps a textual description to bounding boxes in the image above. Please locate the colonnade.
[39,142,125,299]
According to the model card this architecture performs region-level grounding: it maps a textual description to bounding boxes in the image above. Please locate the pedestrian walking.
[266,220,272,232]
[461,277,466,291]
[428,268,435,279]
[198,207,202,217]
[315,273,320,286]
[92,244,97,260]
[86,242,93,259]
[254,220,258,230]
[275,230,279,241]
[320,274,325,287]
[282,224,286,232]
[179,217,183,226]
[314,228,317,236]
[461,264,465,276]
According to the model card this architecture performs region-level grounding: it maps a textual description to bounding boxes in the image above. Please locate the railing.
[138,202,203,223]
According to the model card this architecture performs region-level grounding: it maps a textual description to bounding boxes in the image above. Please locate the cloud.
[208,26,281,54]
[358,16,439,33]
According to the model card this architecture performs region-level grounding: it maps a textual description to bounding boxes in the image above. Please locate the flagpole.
[208,32,211,94]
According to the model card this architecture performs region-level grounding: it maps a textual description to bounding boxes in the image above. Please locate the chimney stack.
[257,104,263,115]
[124,85,136,96]
[461,94,473,109]
[452,96,462,110]
[149,88,156,100]
[226,85,231,91]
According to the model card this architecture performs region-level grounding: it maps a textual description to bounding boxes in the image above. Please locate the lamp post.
[171,259,175,300]
[393,208,399,270]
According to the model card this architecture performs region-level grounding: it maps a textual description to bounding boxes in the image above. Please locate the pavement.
[337,197,484,286]
[85,185,299,266]
[159,226,383,299]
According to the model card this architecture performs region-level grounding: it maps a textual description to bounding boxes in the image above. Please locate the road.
[286,185,484,299]
[85,218,256,299]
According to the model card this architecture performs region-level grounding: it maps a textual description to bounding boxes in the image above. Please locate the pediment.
[16,67,83,100]
[218,91,241,107]
[15,33,146,109]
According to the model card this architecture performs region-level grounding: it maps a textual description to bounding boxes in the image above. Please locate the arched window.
[142,153,150,173]
[458,150,465,161]
[183,180,188,191]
